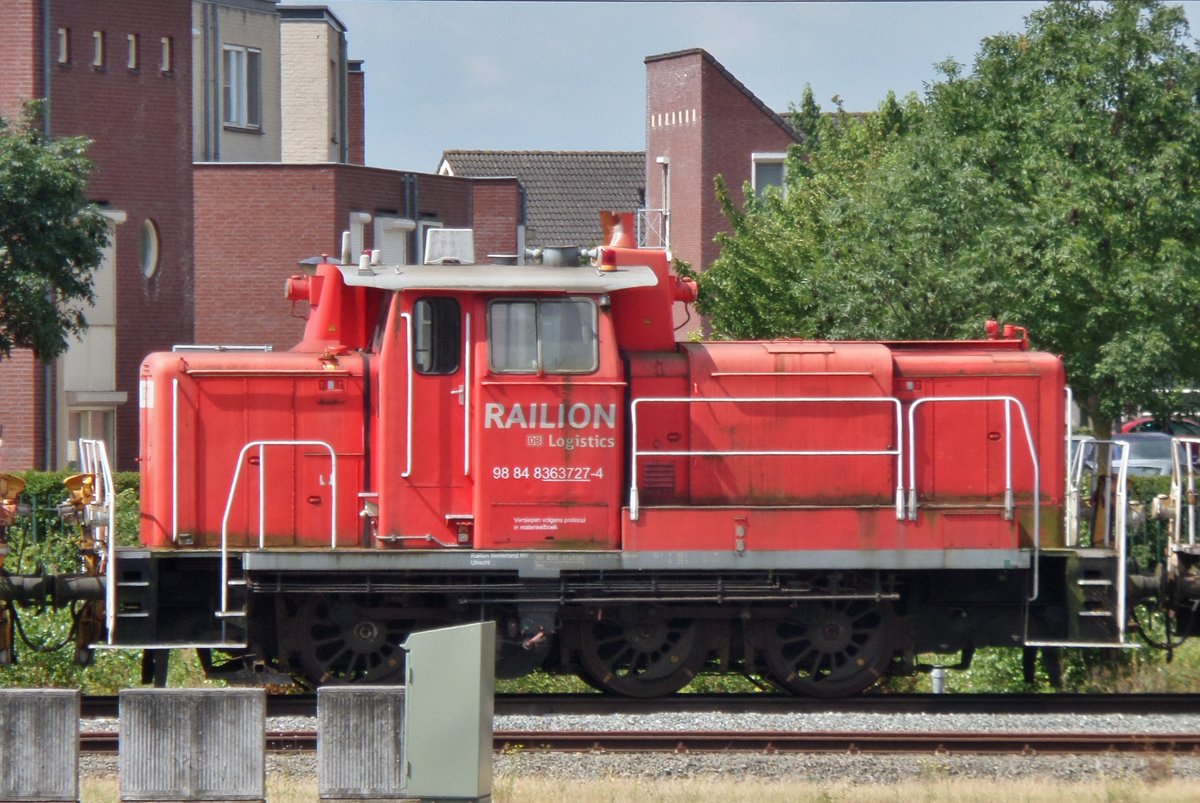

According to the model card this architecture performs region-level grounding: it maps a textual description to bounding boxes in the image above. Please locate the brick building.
[2,2,517,471]
[191,5,520,352]
[643,48,802,275]
[1,0,194,471]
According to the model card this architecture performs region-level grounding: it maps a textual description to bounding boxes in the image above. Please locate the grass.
[75,776,1200,802]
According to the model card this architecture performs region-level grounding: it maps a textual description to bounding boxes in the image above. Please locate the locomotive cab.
[363,254,659,551]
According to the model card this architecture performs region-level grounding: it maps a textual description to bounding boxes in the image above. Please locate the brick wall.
[1,1,193,470]
[0,355,45,471]
[280,18,340,162]
[645,49,798,273]
[194,164,490,351]
[348,64,364,165]
[0,1,40,120]
[0,2,42,469]
[470,179,522,261]
[645,51,705,273]
[698,58,797,271]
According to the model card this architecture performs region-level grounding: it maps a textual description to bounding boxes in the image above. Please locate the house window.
[752,153,787,195]
[92,31,105,69]
[488,298,598,375]
[66,409,116,468]
[57,28,70,65]
[127,34,139,70]
[222,45,261,129]
[140,219,160,279]
[160,37,173,73]
[329,60,339,144]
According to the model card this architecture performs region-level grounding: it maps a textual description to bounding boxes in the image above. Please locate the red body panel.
[139,350,365,548]
[374,293,472,547]
[624,342,1064,553]
[624,507,1022,552]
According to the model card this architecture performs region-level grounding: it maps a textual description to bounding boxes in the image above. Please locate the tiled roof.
[439,150,646,247]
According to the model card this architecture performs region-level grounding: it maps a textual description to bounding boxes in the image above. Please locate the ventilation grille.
[641,461,677,492]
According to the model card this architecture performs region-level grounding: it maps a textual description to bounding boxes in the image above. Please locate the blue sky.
[283,1,1200,173]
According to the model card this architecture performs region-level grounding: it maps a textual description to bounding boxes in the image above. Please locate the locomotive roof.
[333,262,659,293]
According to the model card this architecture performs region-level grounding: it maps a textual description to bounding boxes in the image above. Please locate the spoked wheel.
[756,600,893,698]
[575,608,711,698]
[291,595,414,685]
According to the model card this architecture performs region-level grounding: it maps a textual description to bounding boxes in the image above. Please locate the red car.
[1120,416,1200,436]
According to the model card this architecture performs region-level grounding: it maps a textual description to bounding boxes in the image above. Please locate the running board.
[1024,640,1140,649]
[91,641,249,650]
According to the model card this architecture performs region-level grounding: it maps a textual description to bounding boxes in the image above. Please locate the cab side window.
[413,297,460,374]
[488,298,597,374]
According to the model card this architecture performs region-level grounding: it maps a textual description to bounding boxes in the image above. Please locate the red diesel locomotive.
[31,213,1200,697]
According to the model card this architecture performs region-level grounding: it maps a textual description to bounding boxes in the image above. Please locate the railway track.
[78,729,1200,755]
[76,692,1200,719]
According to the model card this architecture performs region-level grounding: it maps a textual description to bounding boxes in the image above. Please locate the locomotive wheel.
[756,599,893,698]
[292,595,413,685]
[575,609,710,698]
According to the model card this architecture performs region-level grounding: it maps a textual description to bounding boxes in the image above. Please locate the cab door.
[376,294,473,545]
[474,295,624,549]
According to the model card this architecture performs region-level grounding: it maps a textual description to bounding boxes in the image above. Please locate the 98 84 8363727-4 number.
[491,466,604,481]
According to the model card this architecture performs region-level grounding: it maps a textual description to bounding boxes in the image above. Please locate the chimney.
[348,60,365,165]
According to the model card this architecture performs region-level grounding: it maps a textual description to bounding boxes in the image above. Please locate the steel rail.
[78,729,1200,756]
[494,730,1200,754]
[77,692,1200,720]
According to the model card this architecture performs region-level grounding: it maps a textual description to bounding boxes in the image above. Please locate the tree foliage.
[701,1,1200,434]
[0,102,108,361]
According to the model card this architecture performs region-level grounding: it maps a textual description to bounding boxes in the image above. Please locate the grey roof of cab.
[334,262,659,293]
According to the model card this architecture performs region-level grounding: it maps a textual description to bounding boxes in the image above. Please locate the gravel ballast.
[78,710,1200,783]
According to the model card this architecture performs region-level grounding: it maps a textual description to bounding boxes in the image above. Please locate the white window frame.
[92,31,105,68]
[751,152,787,196]
[126,33,139,70]
[57,28,70,65]
[222,44,262,129]
[160,36,173,73]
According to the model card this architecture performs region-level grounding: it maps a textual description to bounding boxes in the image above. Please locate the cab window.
[413,297,460,374]
[488,298,597,374]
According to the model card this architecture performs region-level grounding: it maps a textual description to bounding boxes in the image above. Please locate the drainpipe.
[42,0,54,469]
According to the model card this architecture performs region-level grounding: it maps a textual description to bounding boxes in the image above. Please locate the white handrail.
[400,312,414,478]
[172,378,179,542]
[1172,437,1200,547]
[1114,440,1130,643]
[629,396,905,522]
[463,312,472,477]
[77,439,117,644]
[1065,435,1096,547]
[905,396,1040,601]
[219,440,338,614]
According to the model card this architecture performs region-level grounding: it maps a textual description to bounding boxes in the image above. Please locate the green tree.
[702,1,1200,435]
[702,89,921,339]
[0,102,108,360]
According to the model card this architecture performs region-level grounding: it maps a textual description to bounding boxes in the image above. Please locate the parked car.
[1071,432,1186,477]
[1119,416,1200,437]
